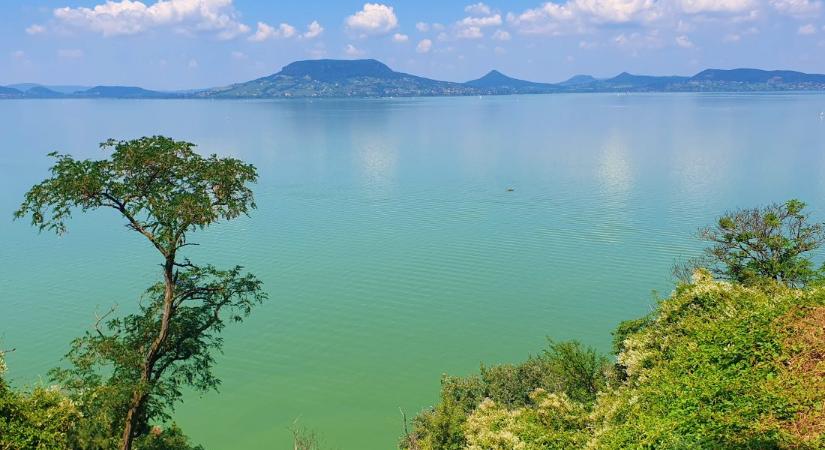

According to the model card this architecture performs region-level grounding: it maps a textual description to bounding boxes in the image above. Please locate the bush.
[403,271,825,449]
[400,341,608,449]
[0,353,81,450]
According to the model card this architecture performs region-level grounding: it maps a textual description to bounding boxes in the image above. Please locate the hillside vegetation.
[401,272,825,449]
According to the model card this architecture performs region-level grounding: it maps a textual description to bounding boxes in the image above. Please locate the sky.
[2,0,825,90]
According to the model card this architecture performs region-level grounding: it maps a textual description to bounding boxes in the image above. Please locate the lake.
[2,93,825,449]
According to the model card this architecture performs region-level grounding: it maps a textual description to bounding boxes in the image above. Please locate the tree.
[15,136,267,450]
[679,199,825,287]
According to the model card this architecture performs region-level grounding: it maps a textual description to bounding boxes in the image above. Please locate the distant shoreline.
[4,58,825,100]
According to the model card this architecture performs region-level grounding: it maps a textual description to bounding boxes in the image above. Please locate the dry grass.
[778,306,825,443]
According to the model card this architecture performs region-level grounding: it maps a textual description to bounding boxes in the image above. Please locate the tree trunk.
[120,257,176,450]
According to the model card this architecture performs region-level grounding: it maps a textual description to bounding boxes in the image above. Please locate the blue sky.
[3,0,825,89]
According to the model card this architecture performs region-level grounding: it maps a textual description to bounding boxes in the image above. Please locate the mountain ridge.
[5,60,825,99]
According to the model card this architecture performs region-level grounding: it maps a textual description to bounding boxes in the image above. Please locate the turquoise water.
[2,94,825,449]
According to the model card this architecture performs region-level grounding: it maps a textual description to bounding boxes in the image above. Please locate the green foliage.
[592,271,825,448]
[15,136,257,249]
[404,272,825,449]
[400,341,609,449]
[464,390,589,450]
[688,199,825,286]
[133,425,204,450]
[0,352,81,450]
[15,136,264,449]
[50,265,265,443]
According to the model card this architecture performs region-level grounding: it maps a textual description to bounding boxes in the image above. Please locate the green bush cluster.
[402,271,825,449]
[0,353,203,450]
[0,354,80,450]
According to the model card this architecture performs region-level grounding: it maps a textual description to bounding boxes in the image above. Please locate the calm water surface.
[2,94,825,449]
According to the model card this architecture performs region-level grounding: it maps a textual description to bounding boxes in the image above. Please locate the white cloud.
[613,30,664,50]
[231,50,247,59]
[457,14,503,27]
[675,34,695,47]
[188,58,199,68]
[11,50,26,60]
[492,29,511,40]
[416,38,432,53]
[679,0,755,14]
[346,3,398,36]
[799,23,818,34]
[457,26,484,39]
[249,21,296,41]
[303,21,323,39]
[26,24,46,35]
[58,48,84,58]
[52,0,249,39]
[771,0,823,18]
[415,22,429,32]
[508,0,663,35]
[465,2,492,16]
[393,33,409,42]
[344,43,365,56]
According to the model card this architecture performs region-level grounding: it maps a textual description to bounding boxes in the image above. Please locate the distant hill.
[24,86,65,98]
[0,86,24,98]
[563,72,690,92]
[689,68,825,86]
[464,70,558,94]
[558,75,598,87]
[78,86,172,99]
[6,60,825,99]
[8,83,90,94]
[201,59,475,98]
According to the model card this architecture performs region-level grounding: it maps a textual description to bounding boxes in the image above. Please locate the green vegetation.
[679,200,825,286]
[402,200,825,449]
[9,136,265,450]
[402,272,825,449]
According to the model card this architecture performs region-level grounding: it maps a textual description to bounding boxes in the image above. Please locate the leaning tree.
[16,136,267,450]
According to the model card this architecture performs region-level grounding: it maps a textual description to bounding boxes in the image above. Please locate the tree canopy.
[14,136,266,450]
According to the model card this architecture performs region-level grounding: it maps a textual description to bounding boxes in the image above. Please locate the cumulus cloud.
[249,22,295,41]
[679,0,756,14]
[465,3,493,16]
[771,0,823,18]
[346,3,398,36]
[455,3,501,40]
[303,20,323,39]
[415,22,430,32]
[457,14,503,27]
[798,23,818,33]
[230,50,247,59]
[26,24,46,35]
[344,43,365,56]
[12,50,27,59]
[416,38,432,53]
[457,26,484,38]
[507,0,663,36]
[613,30,664,50]
[392,33,409,42]
[52,0,250,39]
[249,20,322,42]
